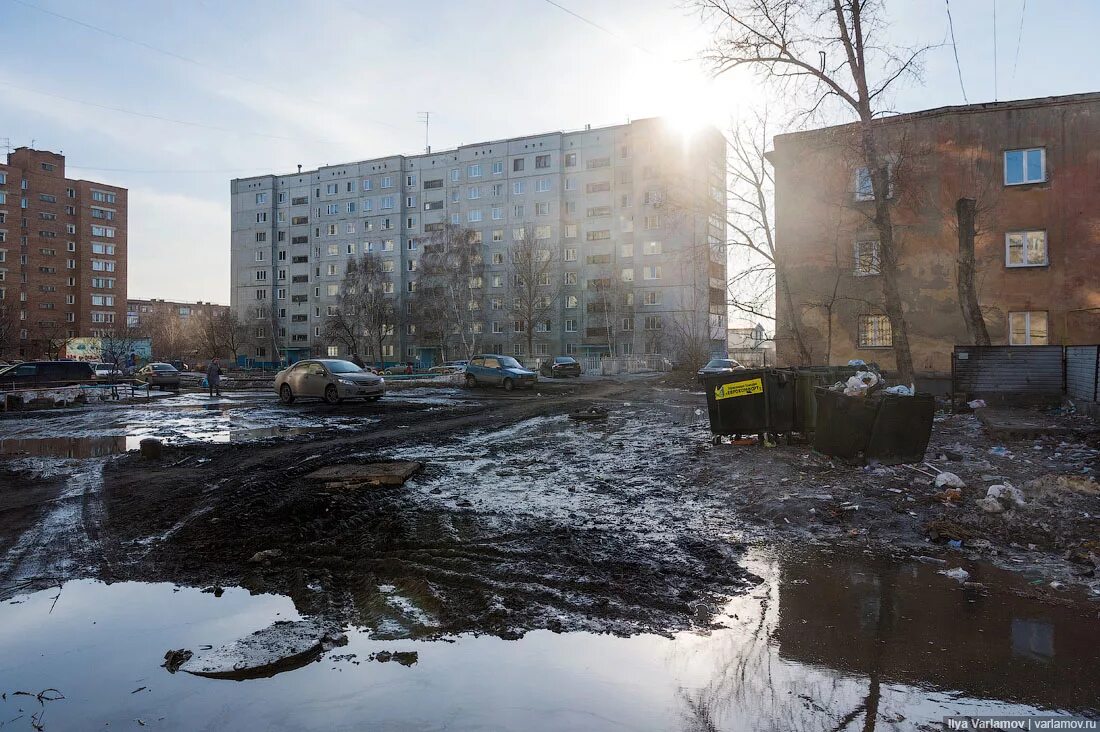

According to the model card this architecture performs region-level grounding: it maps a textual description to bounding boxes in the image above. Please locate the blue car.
[464,354,538,391]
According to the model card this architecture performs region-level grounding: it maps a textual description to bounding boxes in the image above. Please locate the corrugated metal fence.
[953,345,1100,402]
[1066,345,1100,402]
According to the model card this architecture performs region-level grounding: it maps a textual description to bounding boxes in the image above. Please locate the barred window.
[854,240,880,276]
[858,314,892,348]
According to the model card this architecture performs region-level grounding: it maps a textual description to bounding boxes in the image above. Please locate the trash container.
[793,366,860,434]
[703,369,796,441]
[865,392,935,464]
[812,388,935,465]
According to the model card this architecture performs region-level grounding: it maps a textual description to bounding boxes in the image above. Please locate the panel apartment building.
[770,92,1100,381]
[230,118,726,367]
[0,148,127,358]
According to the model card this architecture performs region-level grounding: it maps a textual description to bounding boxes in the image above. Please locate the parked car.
[0,360,96,389]
[540,356,582,378]
[275,358,385,405]
[696,358,744,383]
[93,362,124,380]
[135,362,181,390]
[464,355,537,391]
[429,360,469,375]
[383,362,415,376]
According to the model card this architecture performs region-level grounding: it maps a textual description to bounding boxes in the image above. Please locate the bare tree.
[587,269,635,359]
[98,322,146,374]
[328,253,396,368]
[0,300,17,360]
[698,0,935,383]
[144,309,195,362]
[36,320,74,360]
[194,310,248,365]
[410,225,484,362]
[507,223,560,360]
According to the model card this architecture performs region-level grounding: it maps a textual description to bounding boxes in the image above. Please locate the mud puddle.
[1,546,1095,731]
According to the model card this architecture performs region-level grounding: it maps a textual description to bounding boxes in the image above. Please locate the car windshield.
[498,356,522,369]
[152,364,177,372]
[325,360,363,374]
[555,357,576,363]
[705,359,734,368]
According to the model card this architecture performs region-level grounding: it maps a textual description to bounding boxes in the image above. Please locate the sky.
[1,0,1097,305]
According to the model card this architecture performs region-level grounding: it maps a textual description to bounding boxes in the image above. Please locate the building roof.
[773,90,1100,146]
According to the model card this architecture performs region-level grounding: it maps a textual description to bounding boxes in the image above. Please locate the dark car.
[135,362,181,390]
[696,358,744,383]
[464,354,537,391]
[0,360,95,390]
[540,356,582,378]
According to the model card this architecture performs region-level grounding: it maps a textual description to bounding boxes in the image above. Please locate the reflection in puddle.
[0,427,324,458]
[0,548,1095,730]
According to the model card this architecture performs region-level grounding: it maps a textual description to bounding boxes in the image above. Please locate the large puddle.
[1,546,1095,730]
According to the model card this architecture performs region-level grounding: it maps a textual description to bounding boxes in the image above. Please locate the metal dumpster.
[812,387,935,464]
[703,369,796,442]
[793,366,860,434]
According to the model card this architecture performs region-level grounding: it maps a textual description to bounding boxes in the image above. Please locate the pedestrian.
[350,353,365,369]
[207,358,223,397]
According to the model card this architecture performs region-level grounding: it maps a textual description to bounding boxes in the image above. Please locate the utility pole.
[418,112,431,153]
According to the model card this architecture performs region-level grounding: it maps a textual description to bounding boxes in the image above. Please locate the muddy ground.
[1,376,1098,645]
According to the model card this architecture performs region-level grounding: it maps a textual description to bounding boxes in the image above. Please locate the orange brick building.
[0,148,127,358]
[770,92,1100,385]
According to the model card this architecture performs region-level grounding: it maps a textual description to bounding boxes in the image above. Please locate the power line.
[0,80,340,145]
[9,0,403,132]
[944,0,969,103]
[1012,0,1027,81]
[537,0,662,59]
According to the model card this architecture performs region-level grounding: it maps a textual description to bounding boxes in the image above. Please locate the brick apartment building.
[126,298,228,330]
[770,92,1100,382]
[0,148,127,358]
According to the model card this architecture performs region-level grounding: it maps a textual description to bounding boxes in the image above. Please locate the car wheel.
[465,374,477,389]
[279,384,295,404]
[503,378,514,392]
[324,384,340,404]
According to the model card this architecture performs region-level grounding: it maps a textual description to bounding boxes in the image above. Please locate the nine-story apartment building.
[230,118,726,367]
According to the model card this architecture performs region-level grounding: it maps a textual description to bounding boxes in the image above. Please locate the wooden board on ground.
[305,461,423,488]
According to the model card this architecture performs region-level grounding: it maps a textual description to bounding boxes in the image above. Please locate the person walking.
[206,358,223,398]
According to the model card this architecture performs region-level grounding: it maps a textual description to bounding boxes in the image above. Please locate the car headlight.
[338,378,356,385]
[378,377,385,385]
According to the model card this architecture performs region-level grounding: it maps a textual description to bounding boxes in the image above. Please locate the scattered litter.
[989,446,1011,457]
[975,497,1005,514]
[934,472,965,489]
[915,556,948,565]
[947,539,963,550]
[162,649,193,674]
[840,371,880,397]
[1050,581,1065,591]
[847,359,867,367]
[248,549,283,564]
[986,483,1026,508]
[939,567,970,583]
[306,462,423,489]
[967,399,987,409]
[884,384,914,396]
[569,406,610,421]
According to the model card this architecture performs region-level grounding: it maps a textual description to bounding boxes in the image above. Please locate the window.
[468,163,482,178]
[255,212,268,224]
[643,291,661,306]
[492,274,504,288]
[406,174,417,187]
[513,205,525,219]
[535,154,550,169]
[492,161,504,175]
[587,206,611,218]
[564,224,577,239]
[91,242,115,255]
[256,192,268,205]
[643,266,661,280]
[564,177,576,192]
[423,200,443,211]
[1009,311,1048,345]
[853,240,881,275]
[587,157,610,169]
[564,153,577,168]
[467,187,480,200]
[566,295,578,309]
[858,315,893,348]
[564,318,577,332]
[536,178,551,193]
[255,249,265,262]
[644,215,661,230]
[513,158,525,172]
[468,210,482,222]
[586,181,610,193]
[620,244,633,258]
[491,206,503,221]
[1005,230,1048,267]
[513,181,526,195]
[381,176,394,188]
[564,247,577,262]
[644,316,662,330]
[256,270,267,281]
[621,317,634,331]
[256,289,267,300]
[381,195,395,209]
[362,179,373,191]
[1004,148,1045,185]
[586,230,610,241]
[449,168,461,183]
[621,268,634,282]
[535,202,549,216]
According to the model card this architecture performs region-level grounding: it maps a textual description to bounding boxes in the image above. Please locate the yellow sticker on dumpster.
[714,378,763,400]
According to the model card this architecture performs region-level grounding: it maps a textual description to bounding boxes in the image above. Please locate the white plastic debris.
[843,371,880,397]
[939,567,970,583]
[975,496,1005,514]
[987,483,1026,508]
[884,384,914,396]
[847,359,867,367]
[934,472,966,489]
[968,399,988,408]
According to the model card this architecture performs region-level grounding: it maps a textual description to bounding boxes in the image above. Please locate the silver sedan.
[275,359,385,405]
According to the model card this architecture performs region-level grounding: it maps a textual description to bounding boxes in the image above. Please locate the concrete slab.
[306,461,423,488]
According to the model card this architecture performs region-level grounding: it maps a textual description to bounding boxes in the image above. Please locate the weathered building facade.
[771,92,1100,381]
[126,298,228,331]
[0,148,127,358]
[230,118,726,367]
